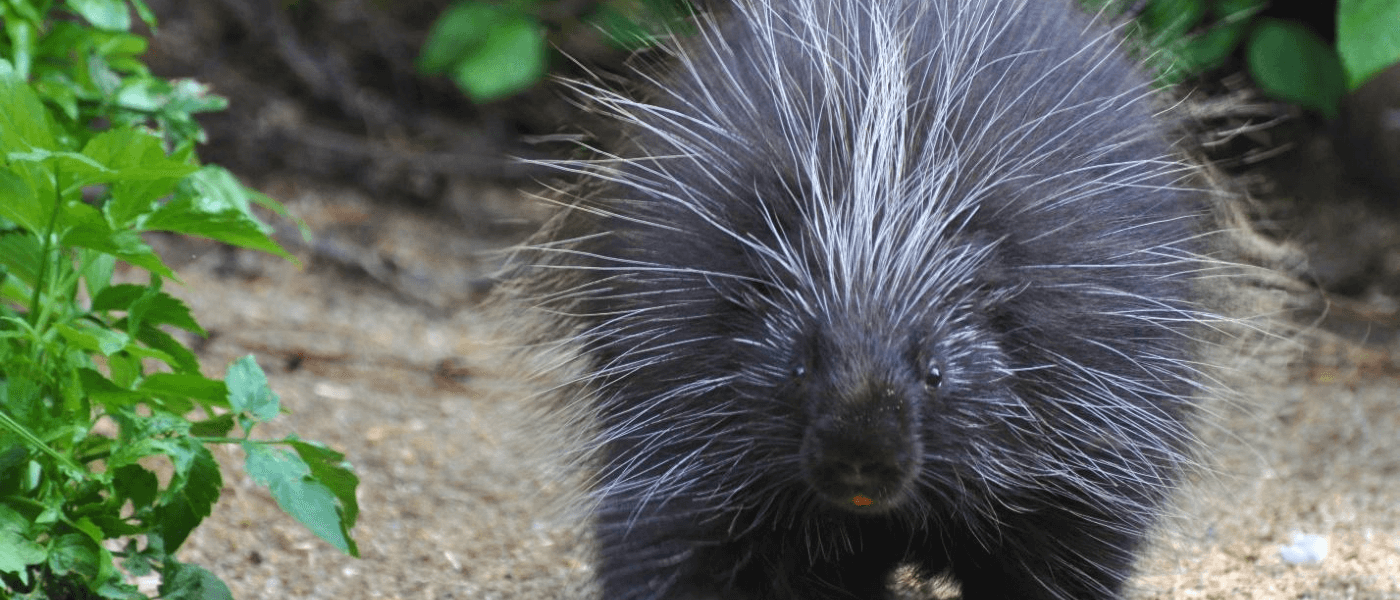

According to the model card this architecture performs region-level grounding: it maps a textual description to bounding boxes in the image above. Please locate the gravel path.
[160,179,1400,599]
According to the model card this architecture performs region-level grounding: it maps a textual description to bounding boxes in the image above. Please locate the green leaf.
[1175,22,1247,75]
[160,559,234,600]
[0,504,45,585]
[95,29,148,58]
[0,529,46,584]
[130,0,158,30]
[162,78,228,115]
[67,0,133,31]
[3,17,36,81]
[28,462,47,495]
[81,129,199,227]
[244,184,312,243]
[107,350,141,388]
[121,279,157,333]
[114,78,167,112]
[1337,0,1400,90]
[34,73,83,122]
[109,410,190,447]
[0,445,29,495]
[92,284,205,334]
[143,167,294,260]
[0,381,47,452]
[587,4,652,51]
[137,373,229,409]
[1142,0,1207,41]
[61,208,178,280]
[172,165,257,215]
[1247,18,1346,119]
[0,62,58,152]
[0,231,44,287]
[131,322,200,374]
[188,413,237,438]
[448,13,547,102]
[71,517,105,544]
[76,233,178,281]
[81,250,117,302]
[0,168,43,233]
[8,148,111,181]
[117,539,155,577]
[47,533,100,581]
[287,439,360,527]
[78,368,143,408]
[588,0,696,51]
[80,128,196,181]
[81,516,144,546]
[111,463,159,509]
[418,2,498,74]
[95,579,146,599]
[3,0,44,21]
[244,443,358,556]
[1215,0,1267,20]
[130,78,229,147]
[225,355,280,423]
[152,441,221,551]
[0,504,31,534]
[59,323,130,356]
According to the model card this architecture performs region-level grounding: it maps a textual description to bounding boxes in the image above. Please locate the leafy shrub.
[425,0,1400,113]
[0,1,358,598]
[418,0,695,102]
[1090,0,1400,118]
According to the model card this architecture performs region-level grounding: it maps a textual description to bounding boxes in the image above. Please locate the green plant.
[1090,0,1400,118]
[0,1,358,598]
[418,0,695,102]
[1336,0,1400,89]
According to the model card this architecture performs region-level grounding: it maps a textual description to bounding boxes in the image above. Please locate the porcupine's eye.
[785,328,820,385]
[923,364,943,390]
[907,336,942,391]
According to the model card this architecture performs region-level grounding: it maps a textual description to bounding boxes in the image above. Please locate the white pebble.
[1279,532,1328,565]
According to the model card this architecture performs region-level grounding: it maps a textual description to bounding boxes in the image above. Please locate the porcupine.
[509,0,1214,598]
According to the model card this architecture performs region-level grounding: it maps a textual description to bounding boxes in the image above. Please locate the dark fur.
[514,0,1206,598]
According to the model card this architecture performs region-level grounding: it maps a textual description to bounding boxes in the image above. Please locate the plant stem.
[0,409,88,479]
[28,163,64,329]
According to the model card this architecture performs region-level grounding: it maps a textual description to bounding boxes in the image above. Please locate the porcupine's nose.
[802,395,921,510]
[824,441,907,490]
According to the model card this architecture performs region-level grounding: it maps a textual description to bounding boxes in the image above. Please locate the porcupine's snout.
[799,367,924,512]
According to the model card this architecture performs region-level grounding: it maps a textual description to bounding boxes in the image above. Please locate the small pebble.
[1279,532,1328,565]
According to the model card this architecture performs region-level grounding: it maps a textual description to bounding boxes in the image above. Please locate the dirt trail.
[159,178,1400,599]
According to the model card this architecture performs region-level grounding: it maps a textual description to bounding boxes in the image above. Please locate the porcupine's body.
[515,0,1208,598]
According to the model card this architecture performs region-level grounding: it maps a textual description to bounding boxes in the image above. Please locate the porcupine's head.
[536,0,1206,528]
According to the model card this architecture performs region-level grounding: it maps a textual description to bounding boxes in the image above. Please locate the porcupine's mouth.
[804,455,918,514]
[821,487,908,514]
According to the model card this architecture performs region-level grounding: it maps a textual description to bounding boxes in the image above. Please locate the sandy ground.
[131,174,1400,600]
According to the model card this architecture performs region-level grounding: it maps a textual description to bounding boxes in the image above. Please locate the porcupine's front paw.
[944,507,1143,600]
